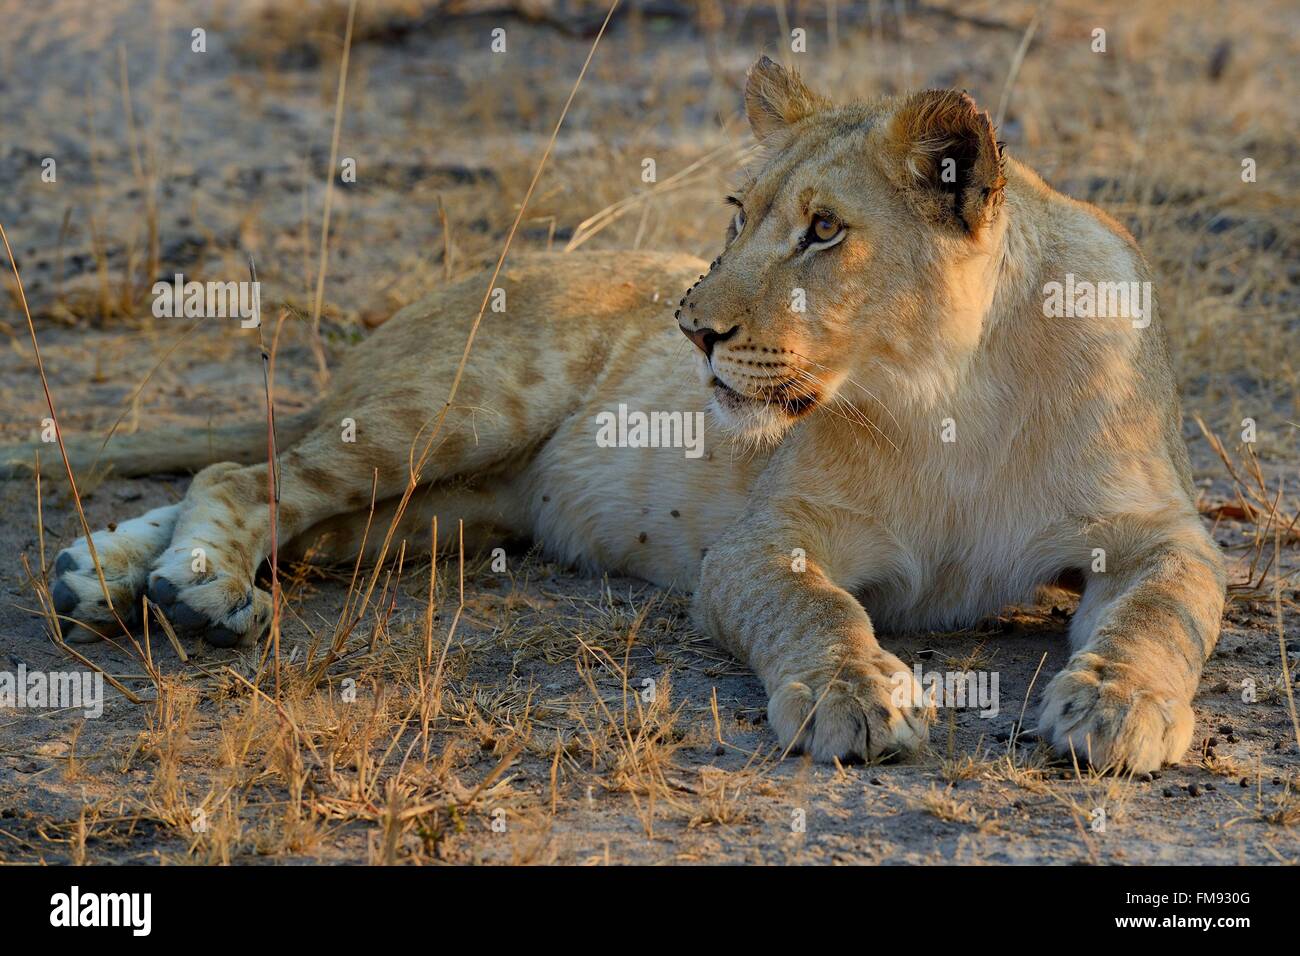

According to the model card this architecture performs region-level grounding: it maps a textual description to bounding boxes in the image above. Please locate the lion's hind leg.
[144,396,544,648]
[283,480,530,568]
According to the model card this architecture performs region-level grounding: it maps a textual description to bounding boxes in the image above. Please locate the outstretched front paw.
[1037,652,1194,773]
[49,504,180,642]
[768,646,931,763]
[147,544,270,649]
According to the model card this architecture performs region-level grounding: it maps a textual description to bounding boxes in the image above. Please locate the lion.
[7,57,1225,773]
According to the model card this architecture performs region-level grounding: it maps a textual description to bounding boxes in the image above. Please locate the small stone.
[1188,783,1202,797]
[1162,788,1176,798]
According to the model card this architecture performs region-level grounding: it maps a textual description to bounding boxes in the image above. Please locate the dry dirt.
[0,0,1298,864]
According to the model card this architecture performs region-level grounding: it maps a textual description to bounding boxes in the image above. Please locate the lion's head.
[678,56,1009,445]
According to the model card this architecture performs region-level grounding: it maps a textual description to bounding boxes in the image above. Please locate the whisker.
[786,350,903,430]
[786,366,900,453]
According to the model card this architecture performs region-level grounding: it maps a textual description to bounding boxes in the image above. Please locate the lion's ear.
[880,89,1006,235]
[744,55,829,141]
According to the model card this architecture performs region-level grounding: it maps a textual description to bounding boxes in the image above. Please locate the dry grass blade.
[309,0,360,382]
[2,221,138,655]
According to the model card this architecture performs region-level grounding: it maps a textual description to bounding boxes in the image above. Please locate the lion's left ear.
[879,89,1006,235]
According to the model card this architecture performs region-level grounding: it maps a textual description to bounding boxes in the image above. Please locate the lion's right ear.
[879,89,1006,236]
[744,55,829,141]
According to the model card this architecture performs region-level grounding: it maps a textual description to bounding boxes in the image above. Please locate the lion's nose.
[679,323,739,358]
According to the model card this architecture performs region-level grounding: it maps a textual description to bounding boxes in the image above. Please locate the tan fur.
[16,60,1224,771]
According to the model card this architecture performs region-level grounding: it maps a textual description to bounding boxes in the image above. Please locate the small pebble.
[1162,788,1176,798]
[1188,783,1202,797]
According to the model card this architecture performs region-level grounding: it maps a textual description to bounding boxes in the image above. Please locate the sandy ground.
[0,0,1298,864]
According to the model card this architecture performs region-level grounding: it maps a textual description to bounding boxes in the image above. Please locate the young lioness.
[13,58,1224,772]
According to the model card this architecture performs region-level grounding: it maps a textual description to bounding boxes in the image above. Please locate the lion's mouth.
[710,376,820,418]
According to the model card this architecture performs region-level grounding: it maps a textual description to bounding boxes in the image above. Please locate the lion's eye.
[811,215,841,243]
[732,210,745,235]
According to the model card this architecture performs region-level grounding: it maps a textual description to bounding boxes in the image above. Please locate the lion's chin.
[707,380,796,447]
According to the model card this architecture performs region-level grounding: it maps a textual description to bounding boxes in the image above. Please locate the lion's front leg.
[1037,516,1226,772]
[695,510,930,763]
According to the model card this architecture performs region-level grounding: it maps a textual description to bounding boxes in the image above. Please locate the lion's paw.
[147,542,270,649]
[1037,652,1194,773]
[50,504,180,642]
[768,648,931,763]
